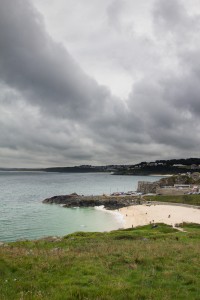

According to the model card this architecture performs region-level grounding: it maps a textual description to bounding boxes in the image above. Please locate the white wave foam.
[94,206,125,227]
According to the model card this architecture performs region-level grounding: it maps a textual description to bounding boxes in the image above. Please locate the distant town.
[1,158,200,175]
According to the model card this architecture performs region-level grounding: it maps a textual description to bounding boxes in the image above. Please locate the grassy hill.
[0,223,200,299]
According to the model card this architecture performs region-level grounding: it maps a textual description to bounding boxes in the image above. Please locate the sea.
[0,171,163,242]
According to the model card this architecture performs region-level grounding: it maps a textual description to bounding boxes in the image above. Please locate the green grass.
[0,224,200,299]
[144,194,200,206]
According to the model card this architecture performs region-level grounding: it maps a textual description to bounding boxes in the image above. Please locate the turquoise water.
[0,172,162,242]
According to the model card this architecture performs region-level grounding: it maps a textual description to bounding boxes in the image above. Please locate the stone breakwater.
[42,193,142,210]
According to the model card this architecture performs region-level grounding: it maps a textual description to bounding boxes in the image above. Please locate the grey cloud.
[107,0,125,32]
[0,90,97,166]
[1,0,200,167]
[154,0,185,28]
[121,0,200,150]
[0,0,110,119]
[153,0,200,42]
[127,69,200,150]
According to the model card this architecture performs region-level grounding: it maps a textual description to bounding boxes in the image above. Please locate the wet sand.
[119,203,200,228]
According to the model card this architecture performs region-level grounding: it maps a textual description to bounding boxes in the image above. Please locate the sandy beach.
[119,203,200,228]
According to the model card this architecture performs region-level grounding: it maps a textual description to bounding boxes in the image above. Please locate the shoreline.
[94,205,125,228]
[117,203,200,228]
[43,193,200,230]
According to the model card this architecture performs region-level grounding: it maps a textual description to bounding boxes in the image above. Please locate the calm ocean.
[0,171,162,242]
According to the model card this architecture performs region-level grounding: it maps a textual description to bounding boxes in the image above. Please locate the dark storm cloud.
[151,0,200,118]
[0,0,110,119]
[1,0,200,167]
[123,0,200,154]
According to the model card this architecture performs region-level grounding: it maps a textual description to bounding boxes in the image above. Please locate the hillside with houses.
[113,158,200,175]
[137,172,200,195]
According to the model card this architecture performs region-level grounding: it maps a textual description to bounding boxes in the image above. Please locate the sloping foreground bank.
[0,223,200,300]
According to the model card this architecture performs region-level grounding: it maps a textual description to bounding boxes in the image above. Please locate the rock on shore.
[42,193,141,210]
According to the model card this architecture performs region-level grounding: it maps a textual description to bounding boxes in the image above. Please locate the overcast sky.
[0,0,200,168]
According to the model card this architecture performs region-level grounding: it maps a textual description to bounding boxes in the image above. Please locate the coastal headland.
[43,193,142,210]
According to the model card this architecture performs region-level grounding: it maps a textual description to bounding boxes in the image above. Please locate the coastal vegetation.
[0,223,200,299]
[144,194,200,206]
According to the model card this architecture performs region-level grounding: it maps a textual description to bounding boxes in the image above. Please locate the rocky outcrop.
[43,194,142,210]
